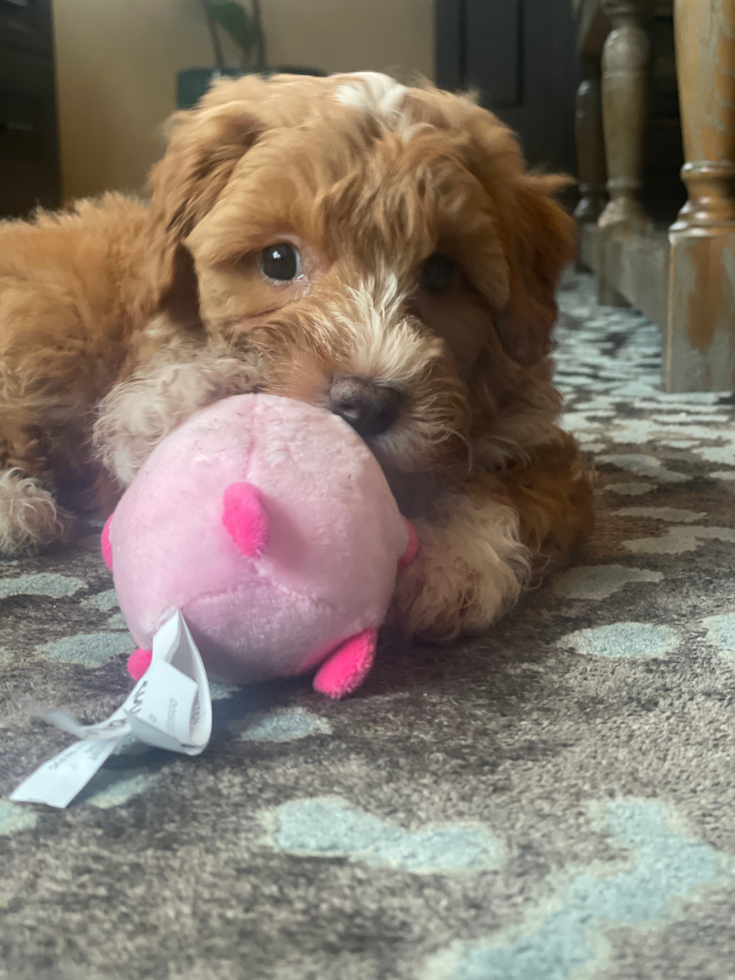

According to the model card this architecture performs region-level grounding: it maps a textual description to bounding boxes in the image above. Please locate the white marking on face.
[328,273,440,387]
[335,72,409,132]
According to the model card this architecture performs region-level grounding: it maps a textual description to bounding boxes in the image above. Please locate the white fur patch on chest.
[335,72,410,133]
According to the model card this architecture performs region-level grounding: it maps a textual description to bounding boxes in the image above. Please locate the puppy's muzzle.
[329,375,403,438]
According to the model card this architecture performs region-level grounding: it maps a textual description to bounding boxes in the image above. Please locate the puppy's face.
[146,73,574,482]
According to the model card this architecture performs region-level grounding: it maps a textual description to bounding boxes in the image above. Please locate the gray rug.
[2,272,734,980]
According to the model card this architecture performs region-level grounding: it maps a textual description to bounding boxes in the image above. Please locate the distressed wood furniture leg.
[598,0,651,304]
[665,0,735,392]
[575,56,607,226]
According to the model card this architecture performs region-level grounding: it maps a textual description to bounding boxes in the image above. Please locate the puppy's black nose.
[329,376,403,438]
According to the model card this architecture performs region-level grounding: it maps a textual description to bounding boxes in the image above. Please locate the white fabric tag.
[10,610,212,809]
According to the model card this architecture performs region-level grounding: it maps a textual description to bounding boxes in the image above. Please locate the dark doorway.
[435,0,578,177]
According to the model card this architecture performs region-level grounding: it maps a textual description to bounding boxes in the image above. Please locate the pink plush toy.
[101,394,417,699]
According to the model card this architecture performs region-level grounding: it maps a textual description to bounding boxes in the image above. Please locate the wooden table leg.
[665,0,735,392]
[575,56,607,225]
[598,0,651,304]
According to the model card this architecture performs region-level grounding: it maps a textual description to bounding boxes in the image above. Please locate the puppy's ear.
[458,103,576,365]
[145,96,263,306]
[494,172,576,365]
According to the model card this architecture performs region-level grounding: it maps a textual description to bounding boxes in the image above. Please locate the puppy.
[0,72,593,641]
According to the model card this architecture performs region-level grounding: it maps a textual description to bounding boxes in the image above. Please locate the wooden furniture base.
[572,0,735,393]
[580,223,669,331]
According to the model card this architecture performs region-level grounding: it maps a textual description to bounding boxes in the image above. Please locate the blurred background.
[0,0,579,215]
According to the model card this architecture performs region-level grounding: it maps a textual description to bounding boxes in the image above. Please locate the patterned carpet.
[1,272,734,980]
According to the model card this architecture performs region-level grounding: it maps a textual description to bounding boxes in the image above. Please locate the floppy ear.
[458,102,576,365]
[144,87,264,306]
[493,172,576,365]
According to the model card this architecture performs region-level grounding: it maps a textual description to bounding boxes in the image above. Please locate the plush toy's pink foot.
[313,627,377,699]
[101,515,114,570]
[222,482,269,558]
[398,519,419,571]
[127,647,152,680]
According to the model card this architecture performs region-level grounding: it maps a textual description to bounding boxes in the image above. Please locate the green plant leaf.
[208,1,256,56]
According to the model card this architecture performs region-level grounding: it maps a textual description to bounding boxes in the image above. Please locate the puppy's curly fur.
[0,72,593,640]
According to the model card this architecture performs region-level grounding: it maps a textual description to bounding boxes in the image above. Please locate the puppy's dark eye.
[259,243,302,281]
[420,253,456,294]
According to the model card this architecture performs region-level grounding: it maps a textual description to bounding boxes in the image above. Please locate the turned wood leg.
[574,58,607,225]
[665,0,735,392]
[597,0,651,304]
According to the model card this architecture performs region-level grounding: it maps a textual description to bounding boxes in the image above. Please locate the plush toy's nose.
[328,376,403,438]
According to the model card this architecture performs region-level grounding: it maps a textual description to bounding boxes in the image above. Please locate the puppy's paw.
[393,496,530,643]
[0,469,70,555]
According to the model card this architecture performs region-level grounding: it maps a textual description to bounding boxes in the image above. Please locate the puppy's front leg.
[396,435,593,642]
[0,427,70,555]
[394,479,531,642]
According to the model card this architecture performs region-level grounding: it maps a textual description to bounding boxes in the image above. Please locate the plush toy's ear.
[101,514,114,570]
[144,78,266,307]
[222,482,270,558]
[398,519,419,571]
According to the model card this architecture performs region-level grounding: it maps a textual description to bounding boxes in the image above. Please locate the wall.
[53,0,434,202]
